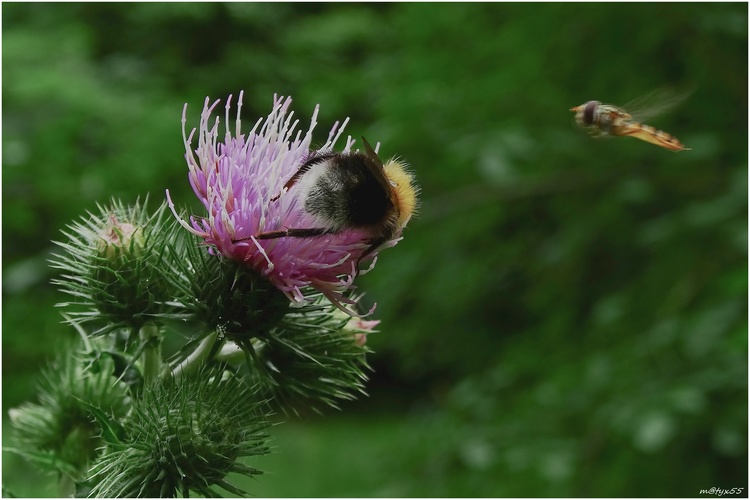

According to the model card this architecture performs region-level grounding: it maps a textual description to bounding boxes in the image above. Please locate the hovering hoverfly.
[570,91,691,152]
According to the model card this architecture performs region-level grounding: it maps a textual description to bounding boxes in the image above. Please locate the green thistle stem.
[172,333,223,381]
[215,342,246,365]
[58,473,75,498]
[216,339,266,365]
[139,323,162,382]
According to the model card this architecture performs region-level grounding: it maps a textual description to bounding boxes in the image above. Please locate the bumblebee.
[249,137,418,262]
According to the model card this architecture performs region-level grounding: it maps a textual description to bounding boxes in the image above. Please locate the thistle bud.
[240,292,374,414]
[96,215,144,261]
[346,318,380,347]
[6,345,129,481]
[51,199,177,331]
[86,369,270,498]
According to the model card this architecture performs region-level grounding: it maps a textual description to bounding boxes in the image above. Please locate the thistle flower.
[167,92,406,308]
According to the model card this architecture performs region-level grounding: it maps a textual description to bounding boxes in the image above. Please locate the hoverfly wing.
[620,87,694,123]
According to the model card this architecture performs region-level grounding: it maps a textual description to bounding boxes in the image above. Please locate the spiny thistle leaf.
[99,349,144,396]
[78,402,127,449]
[1,447,80,478]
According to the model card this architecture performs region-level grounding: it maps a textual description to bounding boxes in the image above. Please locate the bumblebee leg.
[258,228,329,239]
[232,227,330,243]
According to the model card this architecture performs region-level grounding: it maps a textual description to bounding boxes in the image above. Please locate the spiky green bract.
[168,254,373,412]
[51,198,187,335]
[239,292,373,415]
[164,246,373,410]
[169,236,292,339]
[86,369,271,498]
[7,341,129,480]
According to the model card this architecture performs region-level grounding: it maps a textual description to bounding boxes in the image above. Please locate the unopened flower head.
[51,199,174,330]
[168,92,410,307]
[346,318,380,347]
[96,215,144,261]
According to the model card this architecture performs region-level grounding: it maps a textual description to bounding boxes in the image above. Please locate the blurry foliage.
[3,2,747,497]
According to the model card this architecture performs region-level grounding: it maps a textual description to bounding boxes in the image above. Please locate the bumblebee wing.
[360,137,397,198]
[613,122,690,152]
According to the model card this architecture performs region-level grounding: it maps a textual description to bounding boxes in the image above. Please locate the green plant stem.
[215,341,246,365]
[139,323,162,382]
[215,339,266,365]
[58,473,74,498]
[172,333,223,381]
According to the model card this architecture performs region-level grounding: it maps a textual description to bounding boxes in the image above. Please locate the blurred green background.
[3,3,747,497]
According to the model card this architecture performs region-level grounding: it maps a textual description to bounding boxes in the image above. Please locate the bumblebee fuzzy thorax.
[383,158,417,229]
